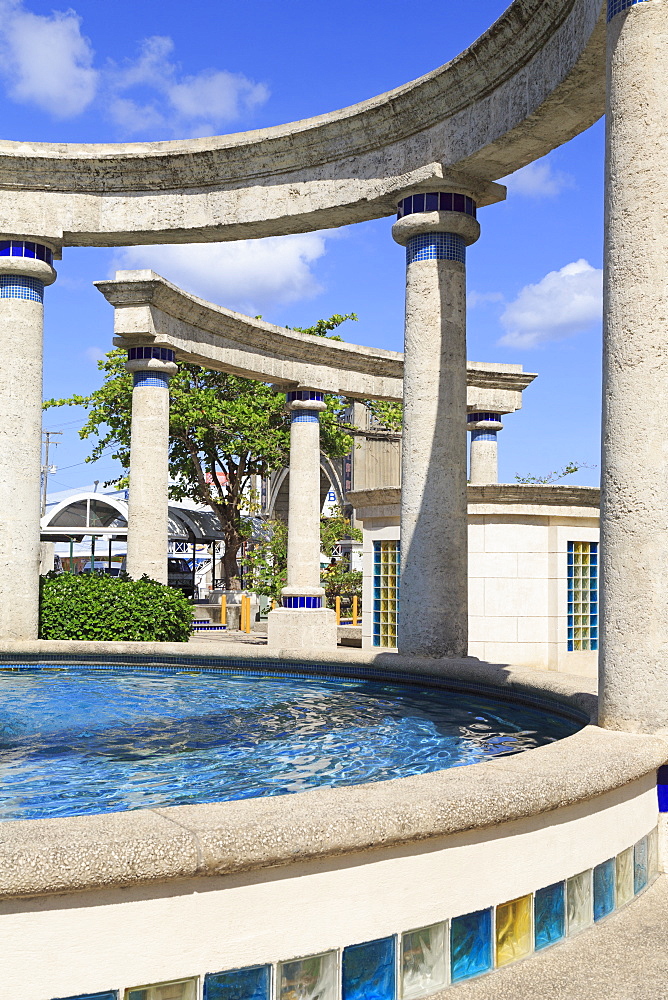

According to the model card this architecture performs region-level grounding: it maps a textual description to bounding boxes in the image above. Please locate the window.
[567,542,598,651]
[373,540,399,647]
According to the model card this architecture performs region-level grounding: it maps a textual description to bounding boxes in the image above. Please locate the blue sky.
[2,0,603,489]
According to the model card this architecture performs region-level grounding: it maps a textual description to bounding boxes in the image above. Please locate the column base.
[267,607,337,650]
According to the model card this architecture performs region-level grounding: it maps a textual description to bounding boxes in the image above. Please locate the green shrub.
[39,572,193,642]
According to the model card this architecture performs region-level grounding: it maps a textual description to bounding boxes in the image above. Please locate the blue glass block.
[23,240,35,258]
[10,240,23,255]
[0,240,9,254]
[594,859,616,921]
[425,193,439,212]
[450,909,492,983]
[343,937,396,1000]
[591,640,598,651]
[402,196,413,216]
[465,196,475,216]
[657,765,668,812]
[634,837,648,893]
[35,242,46,261]
[413,193,425,213]
[439,192,453,212]
[534,882,565,950]
[204,965,270,1000]
[53,993,118,1000]
[453,193,465,214]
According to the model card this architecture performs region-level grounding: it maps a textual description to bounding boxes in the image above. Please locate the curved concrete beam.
[96,270,536,405]
[0,0,604,246]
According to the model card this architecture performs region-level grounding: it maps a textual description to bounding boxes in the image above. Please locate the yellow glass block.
[496,895,532,967]
[126,979,197,1000]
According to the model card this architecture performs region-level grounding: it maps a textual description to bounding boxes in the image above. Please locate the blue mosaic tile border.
[406,233,466,265]
[470,430,497,442]
[291,410,319,422]
[133,372,170,388]
[50,830,658,1000]
[608,0,650,21]
[0,274,44,302]
[282,595,323,608]
[0,655,590,725]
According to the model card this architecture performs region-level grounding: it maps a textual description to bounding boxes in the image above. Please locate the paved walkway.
[444,875,668,1000]
[188,629,267,646]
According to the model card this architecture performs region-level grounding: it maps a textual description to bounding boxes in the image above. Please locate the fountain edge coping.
[0,640,665,900]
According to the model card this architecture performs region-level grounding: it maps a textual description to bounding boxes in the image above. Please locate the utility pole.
[41,431,62,516]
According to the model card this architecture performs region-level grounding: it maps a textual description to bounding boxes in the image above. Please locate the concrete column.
[267,389,337,649]
[467,412,503,485]
[392,192,480,657]
[0,239,56,640]
[125,347,177,585]
[599,0,668,734]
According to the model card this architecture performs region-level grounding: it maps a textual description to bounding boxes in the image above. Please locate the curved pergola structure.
[0,0,603,247]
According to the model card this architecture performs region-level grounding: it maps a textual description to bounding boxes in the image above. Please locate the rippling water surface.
[0,667,580,820]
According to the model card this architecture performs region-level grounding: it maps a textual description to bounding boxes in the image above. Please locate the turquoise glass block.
[343,936,396,1000]
[53,994,118,1000]
[593,859,616,921]
[204,966,270,1000]
[450,909,493,983]
[534,882,565,950]
[634,836,648,894]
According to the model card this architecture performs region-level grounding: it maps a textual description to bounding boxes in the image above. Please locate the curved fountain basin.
[0,664,581,821]
[0,643,663,1000]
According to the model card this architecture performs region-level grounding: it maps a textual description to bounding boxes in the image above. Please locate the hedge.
[39,572,193,642]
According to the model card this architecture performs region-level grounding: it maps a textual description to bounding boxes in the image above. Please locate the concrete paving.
[444,875,668,1000]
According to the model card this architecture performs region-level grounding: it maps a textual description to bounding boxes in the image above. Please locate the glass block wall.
[567,541,598,651]
[373,541,399,647]
[52,830,657,1000]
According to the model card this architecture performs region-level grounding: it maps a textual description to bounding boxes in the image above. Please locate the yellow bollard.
[271,600,277,610]
[335,596,341,625]
[243,594,251,634]
[221,594,227,629]
[352,595,358,626]
[240,595,247,633]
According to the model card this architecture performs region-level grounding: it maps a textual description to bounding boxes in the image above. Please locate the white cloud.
[498,259,602,348]
[107,35,269,137]
[503,158,575,199]
[0,0,97,117]
[84,347,105,364]
[113,234,329,316]
[469,291,504,309]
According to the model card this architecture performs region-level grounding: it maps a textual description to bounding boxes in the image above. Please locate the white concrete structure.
[0,243,57,640]
[350,484,600,677]
[393,192,497,660]
[125,349,178,584]
[267,390,337,649]
[598,0,668,736]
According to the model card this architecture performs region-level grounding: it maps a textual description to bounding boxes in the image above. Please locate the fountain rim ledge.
[0,639,664,901]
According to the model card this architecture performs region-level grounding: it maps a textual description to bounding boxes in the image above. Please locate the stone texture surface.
[599,1,668,736]
[266,607,338,650]
[96,271,537,404]
[398,254,469,658]
[0,0,604,245]
[436,875,668,1000]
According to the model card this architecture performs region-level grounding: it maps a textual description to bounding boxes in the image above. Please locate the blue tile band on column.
[467,413,501,423]
[282,596,323,608]
[133,371,170,389]
[397,193,477,219]
[658,765,668,811]
[0,239,53,265]
[286,390,324,403]
[534,882,565,950]
[0,274,44,302]
[128,346,175,363]
[342,937,396,1000]
[291,410,320,422]
[204,965,270,1000]
[607,0,649,21]
[406,233,466,265]
[470,430,497,442]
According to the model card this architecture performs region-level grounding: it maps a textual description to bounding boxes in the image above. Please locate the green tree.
[514,462,595,485]
[44,325,356,588]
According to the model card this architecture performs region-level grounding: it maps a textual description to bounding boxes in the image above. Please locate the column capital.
[125,345,177,379]
[467,412,503,433]
[0,238,57,287]
[286,388,327,414]
[392,191,480,248]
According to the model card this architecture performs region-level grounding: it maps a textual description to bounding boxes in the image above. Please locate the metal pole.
[91,533,96,572]
[191,538,196,598]
[41,430,62,517]
[68,537,73,572]
[108,537,112,574]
